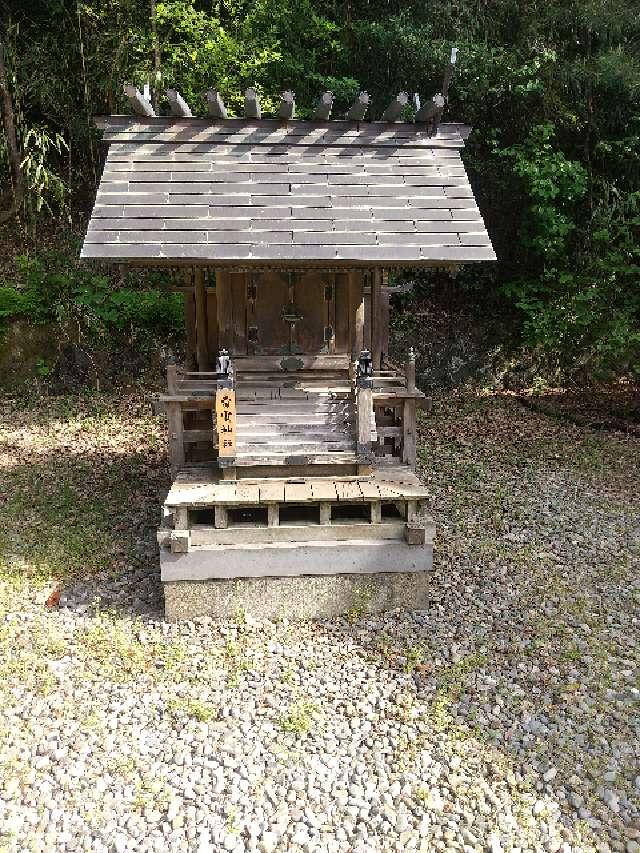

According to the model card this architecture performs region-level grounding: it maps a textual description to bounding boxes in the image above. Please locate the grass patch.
[168,698,216,722]
[279,699,318,735]
[76,610,185,681]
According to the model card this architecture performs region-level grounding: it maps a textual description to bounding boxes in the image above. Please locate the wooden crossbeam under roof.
[82,114,494,267]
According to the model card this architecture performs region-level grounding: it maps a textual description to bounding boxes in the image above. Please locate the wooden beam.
[346,91,369,121]
[206,90,228,119]
[194,267,209,370]
[278,90,295,119]
[166,88,192,117]
[244,87,261,119]
[312,91,333,121]
[380,91,408,122]
[123,84,155,117]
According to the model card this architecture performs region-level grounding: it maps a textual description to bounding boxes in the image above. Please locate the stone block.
[163,570,434,622]
[170,529,190,554]
[404,523,426,545]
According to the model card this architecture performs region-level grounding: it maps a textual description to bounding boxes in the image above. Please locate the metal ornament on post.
[216,348,233,390]
[357,349,373,388]
[405,347,416,393]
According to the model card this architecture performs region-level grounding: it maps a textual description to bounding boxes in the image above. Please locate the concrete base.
[160,539,432,582]
[163,569,434,621]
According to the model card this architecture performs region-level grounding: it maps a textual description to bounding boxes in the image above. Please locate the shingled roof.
[82,115,495,267]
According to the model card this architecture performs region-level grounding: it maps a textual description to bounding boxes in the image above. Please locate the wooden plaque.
[215,387,236,457]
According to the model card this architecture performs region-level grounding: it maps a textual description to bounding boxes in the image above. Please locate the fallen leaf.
[45,587,61,608]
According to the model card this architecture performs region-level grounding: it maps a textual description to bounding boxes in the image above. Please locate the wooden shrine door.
[248,271,335,355]
[216,270,362,358]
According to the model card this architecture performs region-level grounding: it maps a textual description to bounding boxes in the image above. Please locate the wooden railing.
[158,355,235,476]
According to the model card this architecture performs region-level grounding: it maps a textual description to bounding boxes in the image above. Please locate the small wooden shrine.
[82,81,495,619]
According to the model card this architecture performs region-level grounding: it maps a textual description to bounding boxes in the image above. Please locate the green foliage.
[279,699,318,735]
[2,0,640,381]
[0,253,183,344]
[497,124,588,259]
[509,188,640,380]
[20,126,69,218]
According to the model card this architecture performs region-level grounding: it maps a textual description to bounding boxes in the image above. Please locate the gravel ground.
[0,390,639,853]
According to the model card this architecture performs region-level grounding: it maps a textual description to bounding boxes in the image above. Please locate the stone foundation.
[164,570,434,621]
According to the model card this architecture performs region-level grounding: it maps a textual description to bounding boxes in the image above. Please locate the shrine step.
[235,425,352,437]
[189,520,409,546]
[237,415,351,426]
[233,451,358,466]
[236,440,354,452]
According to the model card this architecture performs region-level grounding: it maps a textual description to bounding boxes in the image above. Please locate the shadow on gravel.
[0,393,169,618]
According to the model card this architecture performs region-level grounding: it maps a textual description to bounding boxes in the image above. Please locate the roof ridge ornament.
[206,90,228,119]
[244,87,261,119]
[381,91,408,122]
[415,46,458,131]
[278,90,296,120]
[345,91,369,121]
[415,92,445,123]
[166,88,192,117]
[123,84,155,118]
[312,91,333,121]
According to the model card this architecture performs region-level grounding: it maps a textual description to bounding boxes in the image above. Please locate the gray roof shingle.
[82,118,495,266]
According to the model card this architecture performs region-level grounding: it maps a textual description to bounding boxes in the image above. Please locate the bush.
[0,253,184,347]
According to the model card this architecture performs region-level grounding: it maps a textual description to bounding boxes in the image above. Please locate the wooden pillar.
[216,270,233,351]
[356,384,373,457]
[351,271,365,357]
[371,268,382,371]
[363,272,372,352]
[194,266,209,370]
[380,282,391,366]
[167,362,179,394]
[207,286,218,359]
[402,398,417,469]
[320,502,331,525]
[166,402,185,476]
[405,349,416,392]
[183,270,197,370]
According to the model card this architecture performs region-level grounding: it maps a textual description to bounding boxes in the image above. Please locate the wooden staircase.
[234,371,357,467]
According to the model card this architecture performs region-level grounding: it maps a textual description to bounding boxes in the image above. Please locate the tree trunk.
[0,37,23,223]
[150,0,161,111]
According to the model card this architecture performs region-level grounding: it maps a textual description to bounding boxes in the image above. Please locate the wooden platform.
[160,539,433,582]
[158,464,432,581]
[163,465,428,508]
